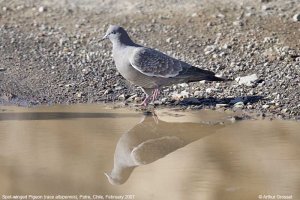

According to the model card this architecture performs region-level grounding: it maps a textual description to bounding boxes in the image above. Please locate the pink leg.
[139,95,150,106]
[138,88,160,107]
[151,89,160,102]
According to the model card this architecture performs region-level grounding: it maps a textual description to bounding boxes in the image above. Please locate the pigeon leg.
[139,95,150,106]
[151,89,160,102]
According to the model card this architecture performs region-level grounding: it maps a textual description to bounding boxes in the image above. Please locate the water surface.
[0,104,299,200]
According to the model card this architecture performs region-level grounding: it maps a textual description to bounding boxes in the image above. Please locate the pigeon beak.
[100,34,108,42]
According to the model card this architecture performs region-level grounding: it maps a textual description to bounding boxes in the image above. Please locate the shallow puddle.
[0,104,299,200]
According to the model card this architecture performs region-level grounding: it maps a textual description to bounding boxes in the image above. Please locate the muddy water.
[0,104,299,200]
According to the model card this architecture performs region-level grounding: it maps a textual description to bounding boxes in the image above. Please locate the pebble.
[234,102,245,108]
[233,20,243,26]
[262,105,270,109]
[216,104,228,108]
[262,5,272,11]
[118,94,125,100]
[193,91,203,97]
[76,92,83,98]
[235,74,258,86]
[204,45,216,55]
[166,37,172,43]
[191,13,198,17]
[38,6,46,13]
[126,94,137,102]
[0,68,6,71]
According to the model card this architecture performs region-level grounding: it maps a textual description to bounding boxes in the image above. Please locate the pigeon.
[104,112,226,185]
[102,25,228,106]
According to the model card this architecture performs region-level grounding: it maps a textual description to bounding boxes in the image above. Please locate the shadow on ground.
[178,95,263,107]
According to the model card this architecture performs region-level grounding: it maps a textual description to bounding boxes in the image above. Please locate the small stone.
[166,37,172,43]
[235,74,258,86]
[204,45,216,55]
[38,6,46,13]
[76,92,82,98]
[59,38,68,46]
[16,5,24,10]
[0,67,6,71]
[233,20,243,26]
[118,94,125,100]
[217,13,225,18]
[229,116,243,123]
[262,105,270,109]
[281,108,288,113]
[262,5,272,11]
[161,97,168,103]
[191,13,198,17]
[234,102,244,108]
[293,14,300,22]
[193,90,203,97]
[178,83,188,88]
[2,7,7,12]
[180,90,189,98]
[205,88,214,94]
[216,104,228,108]
[104,89,112,95]
[126,94,137,102]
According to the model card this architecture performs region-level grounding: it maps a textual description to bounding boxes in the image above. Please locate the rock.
[118,94,125,100]
[0,67,6,71]
[262,105,270,109]
[234,101,244,108]
[233,20,243,26]
[216,104,228,108]
[235,74,258,86]
[2,7,7,12]
[126,94,137,102]
[171,90,189,100]
[38,6,46,13]
[59,37,68,46]
[204,45,216,55]
[180,90,189,98]
[261,5,272,11]
[178,83,188,88]
[104,89,112,95]
[229,116,243,123]
[193,90,203,97]
[166,37,172,43]
[293,14,300,22]
[191,13,198,17]
[76,92,83,98]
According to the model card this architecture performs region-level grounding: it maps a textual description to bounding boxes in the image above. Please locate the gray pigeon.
[102,25,228,106]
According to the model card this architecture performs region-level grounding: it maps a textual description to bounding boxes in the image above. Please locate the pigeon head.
[102,25,134,45]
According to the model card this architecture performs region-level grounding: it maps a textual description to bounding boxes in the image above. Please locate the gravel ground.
[0,0,299,120]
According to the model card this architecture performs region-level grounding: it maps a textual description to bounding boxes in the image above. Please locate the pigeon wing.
[129,47,189,78]
[130,136,185,165]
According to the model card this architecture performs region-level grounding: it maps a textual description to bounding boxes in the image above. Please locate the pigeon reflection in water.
[105,113,224,185]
